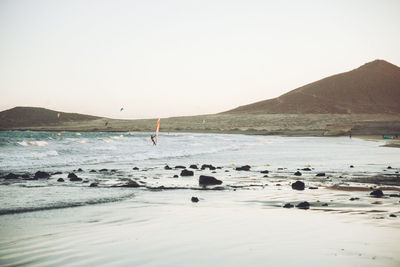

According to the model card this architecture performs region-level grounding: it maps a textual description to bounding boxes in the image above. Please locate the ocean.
[1,131,400,266]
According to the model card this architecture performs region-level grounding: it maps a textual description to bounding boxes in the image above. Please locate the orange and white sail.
[155,118,161,144]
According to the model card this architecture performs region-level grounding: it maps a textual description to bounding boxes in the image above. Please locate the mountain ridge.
[224,59,400,114]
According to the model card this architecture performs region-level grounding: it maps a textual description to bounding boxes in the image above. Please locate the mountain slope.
[225,60,400,114]
[0,107,101,128]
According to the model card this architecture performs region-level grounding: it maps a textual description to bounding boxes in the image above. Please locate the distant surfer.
[150,135,156,145]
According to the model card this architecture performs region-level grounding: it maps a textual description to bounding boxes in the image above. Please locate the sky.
[0,0,399,119]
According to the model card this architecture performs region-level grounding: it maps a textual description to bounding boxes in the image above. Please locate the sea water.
[1,131,400,266]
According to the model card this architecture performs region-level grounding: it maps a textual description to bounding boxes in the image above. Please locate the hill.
[224,60,400,114]
[0,107,101,128]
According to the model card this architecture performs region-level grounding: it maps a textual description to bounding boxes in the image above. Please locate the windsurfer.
[150,135,156,145]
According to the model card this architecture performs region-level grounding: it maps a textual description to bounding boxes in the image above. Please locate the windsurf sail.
[155,118,161,144]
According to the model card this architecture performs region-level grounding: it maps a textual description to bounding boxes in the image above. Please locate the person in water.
[150,135,156,145]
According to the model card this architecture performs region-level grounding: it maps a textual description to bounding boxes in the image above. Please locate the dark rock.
[111,169,117,173]
[52,172,62,175]
[212,171,217,173]
[132,167,139,170]
[260,170,269,174]
[309,186,318,190]
[263,175,269,178]
[199,175,222,186]
[175,165,186,169]
[277,168,284,170]
[283,203,294,208]
[164,165,172,170]
[69,175,82,182]
[77,168,83,172]
[322,203,328,206]
[276,184,281,186]
[173,175,179,178]
[316,173,325,177]
[350,165,354,168]
[389,194,400,198]
[4,173,19,179]
[225,170,229,172]
[294,171,302,176]
[181,169,194,177]
[216,167,222,169]
[34,171,50,179]
[99,169,108,172]
[21,174,30,179]
[57,178,65,182]
[389,214,397,217]
[90,170,96,173]
[191,197,199,203]
[201,164,216,170]
[68,173,78,179]
[296,201,310,209]
[189,165,198,169]
[387,166,392,169]
[291,181,305,190]
[301,168,312,171]
[89,182,98,187]
[350,197,360,201]
[121,180,140,187]
[236,165,251,171]
[370,189,384,198]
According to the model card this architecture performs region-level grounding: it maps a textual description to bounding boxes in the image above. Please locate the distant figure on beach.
[349,132,352,139]
[150,135,156,145]
[105,121,108,126]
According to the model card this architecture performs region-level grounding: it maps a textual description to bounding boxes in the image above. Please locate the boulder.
[309,186,318,190]
[132,167,139,170]
[164,165,172,170]
[294,171,302,176]
[99,169,108,172]
[175,165,186,169]
[69,175,82,182]
[350,165,354,168]
[68,173,78,179]
[191,197,199,203]
[389,214,397,217]
[322,203,328,206]
[57,178,65,182]
[201,164,216,170]
[370,189,384,198]
[77,168,83,172]
[199,175,222,186]
[387,166,392,169]
[90,182,98,187]
[349,197,360,201]
[296,201,310,209]
[173,175,179,178]
[301,168,312,171]
[235,165,251,171]
[316,173,325,177]
[189,165,198,169]
[90,169,97,173]
[52,171,62,175]
[121,180,140,187]
[283,203,294,208]
[34,171,50,179]
[291,181,305,190]
[181,169,194,177]
[263,175,269,178]
[4,173,19,179]
[260,170,269,174]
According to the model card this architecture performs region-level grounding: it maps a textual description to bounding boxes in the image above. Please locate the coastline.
[1,113,400,138]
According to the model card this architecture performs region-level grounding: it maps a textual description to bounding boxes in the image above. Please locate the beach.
[1,131,400,266]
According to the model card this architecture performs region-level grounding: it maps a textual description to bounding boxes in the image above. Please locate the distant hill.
[0,107,101,128]
[224,60,400,114]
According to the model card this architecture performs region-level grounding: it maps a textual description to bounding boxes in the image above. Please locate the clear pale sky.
[1,0,399,119]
